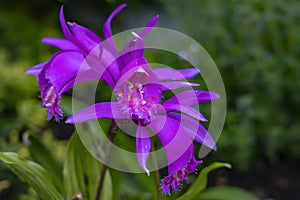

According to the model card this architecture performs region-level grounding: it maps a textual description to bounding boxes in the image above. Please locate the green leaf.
[176,162,231,200]
[27,134,64,195]
[63,132,113,200]
[196,186,258,200]
[0,152,64,200]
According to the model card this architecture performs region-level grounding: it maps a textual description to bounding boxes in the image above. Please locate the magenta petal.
[169,113,216,150]
[59,6,73,41]
[160,81,199,91]
[153,68,200,81]
[103,4,127,56]
[65,102,127,124]
[84,47,117,87]
[45,51,85,92]
[60,68,105,93]
[41,37,80,51]
[163,104,208,121]
[116,57,152,88]
[164,90,220,106]
[94,45,120,82]
[136,122,151,175]
[150,116,193,171]
[139,15,159,38]
[68,23,101,43]
[120,32,145,69]
[103,4,127,39]
[24,62,47,75]
[68,22,101,53]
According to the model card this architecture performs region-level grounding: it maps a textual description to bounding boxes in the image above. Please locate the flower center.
[116,67,161,125]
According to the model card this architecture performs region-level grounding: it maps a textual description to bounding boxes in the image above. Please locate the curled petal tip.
[145,168,150,176]
[213,145,217,151]
[65,117,74,124]
[210,92,220,101]
[60,5,64,15]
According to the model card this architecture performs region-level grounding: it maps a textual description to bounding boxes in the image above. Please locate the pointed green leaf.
[196,186,258,200]
[63,132,112,200]
[27,135,64,194]
[176,162,231,200]
[0,152,64,200]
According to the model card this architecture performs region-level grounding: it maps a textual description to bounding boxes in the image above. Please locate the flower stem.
[151,139,162,200]
[95,120,118,200]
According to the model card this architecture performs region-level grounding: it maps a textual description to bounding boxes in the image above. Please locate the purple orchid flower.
[66,57,219,194]
[26,3,219,195]
[25,4,158,121]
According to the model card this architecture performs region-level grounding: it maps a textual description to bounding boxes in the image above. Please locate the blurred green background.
[0,0,299,199]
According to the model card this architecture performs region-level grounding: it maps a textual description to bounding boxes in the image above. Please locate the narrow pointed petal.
[160,81,199,91]
[68,22,102,53]
[41,37,80,51]
[103,4,127,39]
[164,90,220,106]
[136,123,151,175]
[102,4,127,57]
[65,102,127,124]
[163,104,208,121]
[24,62,47,75]
[139,15,159,37]
[59,6,73,41]
[153,68,200,81]
[168,113,216,150]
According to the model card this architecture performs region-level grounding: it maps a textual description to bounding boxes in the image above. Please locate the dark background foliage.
[0,0,299,199]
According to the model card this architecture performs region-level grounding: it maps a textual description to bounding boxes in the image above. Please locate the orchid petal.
[60,68,110,93]
[150,116,194,173]
[159,81,199,91]
[139,15,159,37]
[59,6,73,41]
[136,122,151,175]
[95,45,120,83]
[41,37,80,51]
[103,4,127,39]
[120,32,145,70]
[153,67,200,81]
[163,103,208,121]
[116,57,156,88]
[45,51,85,92]
[168,112,216,150]
[66,102,128,124]
[164,90,220,106]
[68,22,102,53]
[24,62,47,75]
